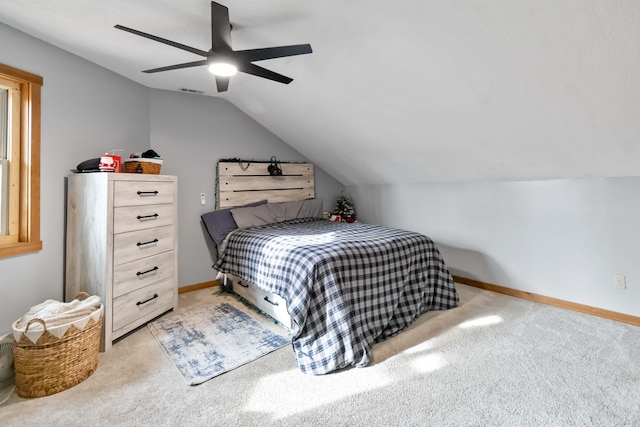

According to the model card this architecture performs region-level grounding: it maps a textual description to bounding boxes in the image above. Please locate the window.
[0,63,42,258]
[0,86,8,235]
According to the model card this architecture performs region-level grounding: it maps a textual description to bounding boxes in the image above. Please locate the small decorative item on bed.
[205,159,460,376]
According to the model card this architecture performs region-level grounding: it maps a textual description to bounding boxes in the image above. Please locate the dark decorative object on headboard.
[268,156,283,176]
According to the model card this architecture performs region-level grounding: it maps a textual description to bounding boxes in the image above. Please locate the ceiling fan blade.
[239,63,293,84]
[236,44,313,62]
[115,25,209,57]
[211,1,232,52]
[142,60,208,74]
[215,75,230,92]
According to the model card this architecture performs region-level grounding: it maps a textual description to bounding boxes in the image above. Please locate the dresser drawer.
[113,225,174,266]
[112,277,175,332]
[232,276,291,328]
[113,251,175,298]
[114,181,175,207]
[114,204,174,234]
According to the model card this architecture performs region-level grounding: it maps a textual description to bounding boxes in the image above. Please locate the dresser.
[65,173,178,351]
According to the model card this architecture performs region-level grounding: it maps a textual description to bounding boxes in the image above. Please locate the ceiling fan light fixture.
[208,62,238,77]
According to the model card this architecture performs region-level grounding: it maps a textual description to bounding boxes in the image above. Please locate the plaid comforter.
[214,218,459,375]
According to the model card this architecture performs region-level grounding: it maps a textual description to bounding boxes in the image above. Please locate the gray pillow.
[231,204,278,228]
[280,200,306,221]
[201,200,268,245]
[231,199,324,228]
[298,198,323,219]
[231,200,306,228]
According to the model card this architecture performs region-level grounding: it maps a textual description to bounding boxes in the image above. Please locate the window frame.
[0,63,43,258]
[0,78,20,240]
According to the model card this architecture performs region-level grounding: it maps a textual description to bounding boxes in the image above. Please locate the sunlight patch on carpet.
[244,366,395,419]
[410,352,446,373]
[148,303,290,385]
[403,340,435,354]
[458,314,503,329]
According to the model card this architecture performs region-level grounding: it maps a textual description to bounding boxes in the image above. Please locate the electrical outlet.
[614,274,626,289]
[200,193,206,206]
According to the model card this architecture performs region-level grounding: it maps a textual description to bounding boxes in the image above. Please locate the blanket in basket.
[12,295,102,343]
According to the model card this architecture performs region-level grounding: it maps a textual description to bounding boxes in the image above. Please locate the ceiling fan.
[115,1,312,92]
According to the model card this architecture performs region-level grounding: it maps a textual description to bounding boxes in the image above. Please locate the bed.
[204,160,459,375]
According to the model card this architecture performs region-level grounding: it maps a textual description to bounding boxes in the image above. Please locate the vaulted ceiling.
[1,0,639,185]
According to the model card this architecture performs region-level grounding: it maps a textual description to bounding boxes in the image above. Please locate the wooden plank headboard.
[216,160,315,209]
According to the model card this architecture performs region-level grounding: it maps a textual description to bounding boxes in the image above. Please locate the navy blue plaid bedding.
[214,218,459,375]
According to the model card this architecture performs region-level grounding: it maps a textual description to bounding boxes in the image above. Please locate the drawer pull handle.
[137,238,159,247]
[237,280,249,288]
[264,296,279,306]
[137,190,159,196]
[136,293,158,306]
[137,213,159,220]
[136,266,159,276]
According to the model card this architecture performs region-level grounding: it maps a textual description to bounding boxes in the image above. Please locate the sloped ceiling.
[1,0,639,185]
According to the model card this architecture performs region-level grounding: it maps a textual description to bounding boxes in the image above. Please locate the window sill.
[0,240,43,258]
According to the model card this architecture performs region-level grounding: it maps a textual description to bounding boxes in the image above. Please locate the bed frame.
[216,159,316,329]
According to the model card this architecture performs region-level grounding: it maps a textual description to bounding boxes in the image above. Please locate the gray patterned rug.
[148,302,290,385]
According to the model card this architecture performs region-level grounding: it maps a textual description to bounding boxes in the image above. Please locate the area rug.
[148,302,290,385]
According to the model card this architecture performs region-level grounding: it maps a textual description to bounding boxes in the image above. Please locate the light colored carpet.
[2,283,639,426]
[148,302,289,385]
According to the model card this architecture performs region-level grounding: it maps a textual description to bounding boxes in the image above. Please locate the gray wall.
[149,89,343,287]
[347,177,640,317]
[0,23,150,335]
[0,23,344,334]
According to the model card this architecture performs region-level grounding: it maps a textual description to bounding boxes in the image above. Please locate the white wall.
[149,89,343,287]
[348,177,640,317]
[0,23,150,333]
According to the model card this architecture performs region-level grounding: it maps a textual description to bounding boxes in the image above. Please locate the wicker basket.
[13,304,103,398]
[123,158,162,174]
